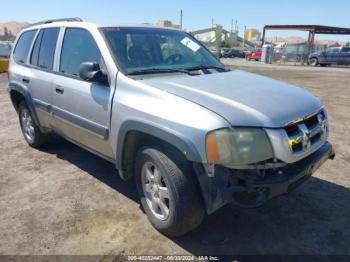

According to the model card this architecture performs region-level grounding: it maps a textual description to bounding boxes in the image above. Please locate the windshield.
[101,27,224,75]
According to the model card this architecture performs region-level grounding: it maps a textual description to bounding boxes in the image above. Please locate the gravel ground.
[0,59,349,256]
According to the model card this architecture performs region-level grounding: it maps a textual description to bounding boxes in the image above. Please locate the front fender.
[116,119,203,171]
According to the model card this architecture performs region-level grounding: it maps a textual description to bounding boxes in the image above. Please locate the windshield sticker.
[181,37,201,52]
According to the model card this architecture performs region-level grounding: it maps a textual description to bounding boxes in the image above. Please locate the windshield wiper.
[185,65,228,72]
[128,68,199,76]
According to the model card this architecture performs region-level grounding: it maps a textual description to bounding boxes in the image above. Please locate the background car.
[245,48,262,61]
[208,46,221,57]
[308,47,350,66]
[220,48,230,57]
[223,49,246,58]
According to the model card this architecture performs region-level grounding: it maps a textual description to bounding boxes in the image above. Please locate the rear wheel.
[18,102,49,148]
[135,147,204,237]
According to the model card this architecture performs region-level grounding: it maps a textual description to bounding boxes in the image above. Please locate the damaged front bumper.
[194,142,335,214]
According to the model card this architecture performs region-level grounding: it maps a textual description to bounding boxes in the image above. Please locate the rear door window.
[30,28,60,70]
[60,28,101,77]
[13,30,37,64]
[30,30,43,66]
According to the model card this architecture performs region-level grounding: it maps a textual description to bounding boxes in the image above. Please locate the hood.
[310,51,323,57]
[141,70,322,128]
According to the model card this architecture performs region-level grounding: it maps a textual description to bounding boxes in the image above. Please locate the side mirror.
[79,62,107,84]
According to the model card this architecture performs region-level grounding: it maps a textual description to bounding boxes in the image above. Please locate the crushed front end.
[196,109,335,214]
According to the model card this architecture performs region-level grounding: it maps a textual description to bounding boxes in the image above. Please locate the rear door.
[52,27,113,157]
[10,29,37,101]
[26,27,60,128]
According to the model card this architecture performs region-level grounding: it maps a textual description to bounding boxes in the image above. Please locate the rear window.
[13,30,37,64]
[30,28,60,70]
[342,47,350,52]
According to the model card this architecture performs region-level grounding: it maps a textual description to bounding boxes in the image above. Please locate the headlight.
[206,128,274,166]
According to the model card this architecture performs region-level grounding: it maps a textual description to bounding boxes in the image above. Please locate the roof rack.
[28,17,83,27]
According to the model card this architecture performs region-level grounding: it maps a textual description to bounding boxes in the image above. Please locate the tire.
[309,57,319,67]
[134,147,205,237]
[18,101,49,148]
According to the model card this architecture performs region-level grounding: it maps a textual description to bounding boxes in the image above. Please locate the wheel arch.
[116,120,203,180]
[8,82,41,128]
[309,56,319,65]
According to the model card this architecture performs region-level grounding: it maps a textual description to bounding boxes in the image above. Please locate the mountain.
[266,35,345,46]
[0,22,30,36]
[266,36,306,44]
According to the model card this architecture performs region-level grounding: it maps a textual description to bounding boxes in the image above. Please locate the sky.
[1,0,349,41]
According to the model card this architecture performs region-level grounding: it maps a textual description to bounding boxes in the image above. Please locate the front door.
[324,48,340,64]
[339,47,350,65]
[52,28,113,158]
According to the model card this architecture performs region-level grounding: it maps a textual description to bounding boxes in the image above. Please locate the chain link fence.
[270,44,310,65]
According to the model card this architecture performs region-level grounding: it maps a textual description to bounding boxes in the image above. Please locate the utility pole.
[243,26,246,47]
[180,9,183,29]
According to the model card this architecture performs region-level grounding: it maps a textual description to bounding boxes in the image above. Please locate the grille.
[284,110,328,154]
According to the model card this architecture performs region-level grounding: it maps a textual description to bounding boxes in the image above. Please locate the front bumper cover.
[194,142,335,214]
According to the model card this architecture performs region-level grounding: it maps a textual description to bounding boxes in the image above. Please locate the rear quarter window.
[13,30,37,64]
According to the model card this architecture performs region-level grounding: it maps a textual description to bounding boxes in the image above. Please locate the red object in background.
[245,49,262,61]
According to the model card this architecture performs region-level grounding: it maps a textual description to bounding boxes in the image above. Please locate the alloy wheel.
[21,109,35,143]
[141,162,170,220]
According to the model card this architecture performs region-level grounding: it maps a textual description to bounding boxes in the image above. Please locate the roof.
[263,25,350,35]
[24,18,182,32]
[98,23,182,31]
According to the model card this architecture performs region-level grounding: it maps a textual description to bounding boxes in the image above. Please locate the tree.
[4,27,9,37]
[221,40,231,48]
[0,27,15,41]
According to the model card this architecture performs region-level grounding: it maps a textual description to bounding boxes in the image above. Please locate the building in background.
[244,29,261,41]
[156,20,181,29]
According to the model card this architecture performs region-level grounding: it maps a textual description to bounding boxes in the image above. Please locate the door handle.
[55,86,64,94]
[22,78,30,83]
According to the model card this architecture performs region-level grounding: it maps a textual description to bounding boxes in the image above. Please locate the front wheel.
[135,147,204,237]
[309,57,319,67]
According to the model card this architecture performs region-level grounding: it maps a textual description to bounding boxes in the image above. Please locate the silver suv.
[8,18,335,236]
